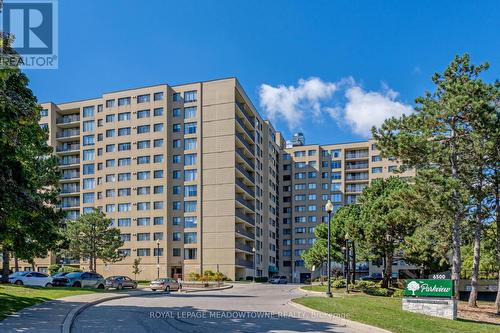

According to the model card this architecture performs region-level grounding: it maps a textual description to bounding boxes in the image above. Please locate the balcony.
[236,178,255,198]
[56,129,80,139]
[236,132,255,157]
[60,187,80,194]
[235,242,254,253]
[346,162,369,170]
[235,116,255,143]
[61,172,80,180]
[59,158,80,166]
[345,151,369,160]
[236,194,255,212]
[236,102,255,129]
[56,144,80,153]
[346,173,369,181]
[236,148,255,169]
[345,184,368,193]
[56,115,80,125]
[235,209,255,226]
[235,163,255,183]
[235,258,254,268]
[235,227,255,240]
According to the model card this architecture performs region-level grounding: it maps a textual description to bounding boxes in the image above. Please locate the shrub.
[58,265,81,273]
[352,280,379,290]
[255,277,268,283]
[188,272,201,281]
[49,264,61,275]
[331,278,346,289]
[364,287,391,297]
[392,289,404,298]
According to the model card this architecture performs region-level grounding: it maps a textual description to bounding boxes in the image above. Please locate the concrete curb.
[287,299,391,333]
[180,284,233,293]
[62,291,151,333]
[298,287,334,297]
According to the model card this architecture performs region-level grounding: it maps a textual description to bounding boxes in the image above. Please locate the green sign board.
[403,279,454,297]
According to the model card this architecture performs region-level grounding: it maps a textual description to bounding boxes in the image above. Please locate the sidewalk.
[0,289,147,333]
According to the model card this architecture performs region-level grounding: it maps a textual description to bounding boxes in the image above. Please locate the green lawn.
[294,295,500,333]
[301,285,346,293]
[0,284,104,320]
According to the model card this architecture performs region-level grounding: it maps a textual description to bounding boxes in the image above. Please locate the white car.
[9,271,53,287]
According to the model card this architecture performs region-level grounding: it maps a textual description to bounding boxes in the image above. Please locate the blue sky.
[26,0,500,145]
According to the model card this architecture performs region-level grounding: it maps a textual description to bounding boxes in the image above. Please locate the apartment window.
[294,151,305,157]
[153,248,164,256]
[184,185,197,197]
[82,193,94,204]
[154,92,164,101]
[184,201,197,212]
[137,248,150,256]
[137,125,150,134]
[294,172,305,179]
[137,140,150,149]
[82,106,94,118]
[118,188,131,196]
[154,107,164,116]
[154,123,164,132]
[173,170,181,179]
[154,185,163,194]
[173,248,181,257]
[106,144,115,153]
[118,112,131,121]
[106,189,115,197]
[105,174,116,182]
[184,217,197,228]
[294,183,306,190]
[184,153,197,166]
[173,201,181,210]
[308,183,317,189]
[173,124,181,133]
[137,202,150,211]
[83,149,95,161]
[388,165,398,172]
[137,109,150,119]
[331,172,342,180]
[331,182,341,191]
[118,97,131,106]
[331,160,341,169]
[120,234,131,242]
[184,107,197,119]
[106,129,115,138]
[173,185,181,195]
[105,204,115,213]
[106,99,115,108]
[137,156,150,164]
[308,171,317,178]
[172,155,181,164]
[118,157,131,166]
[184,249,197,260]
[172,217,181,225]
[154,139,164,148]
[154,154,164,163]
[118,218,131,227]
[40,109,48,117]
[82,178,95,190]
[371,143,377,150]
[184,232,197,244]
[172,92,182,102]
[137,94,150,103]
[184,90,197,102]
[118,142,131,151]
[137,171,150,180]
[83,135,95,146]
[83,120,94,132]
[83,164,95,175]
[308,150,316,156]
[154,217,164,225]
[173,108,181,117]
[308,194,317,200]
[106,159,116,168]
[184,170,197,181]
[137,218,150,227]
[137,186,150,195]
[118,127,131,136]
[118,172,131,181]
[118,203,131,212]
[372,155,382,162]
[173,139,181,148]
[372,167,383,174]
[184,122,197,134]
[173,232,182,242]
[331,193,342,203]
[154,170,164,178]
[153,201,164,209]
[106,114,115,122]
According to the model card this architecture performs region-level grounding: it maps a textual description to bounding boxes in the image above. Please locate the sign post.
[402,279,456,320]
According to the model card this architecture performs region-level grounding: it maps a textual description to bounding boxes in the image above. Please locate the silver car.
[105,276,137,290]
[150,278,179,292]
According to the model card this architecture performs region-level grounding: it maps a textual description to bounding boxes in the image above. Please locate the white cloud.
[259,77,413,138]
[259,77,337,129]
[333,84,413,138]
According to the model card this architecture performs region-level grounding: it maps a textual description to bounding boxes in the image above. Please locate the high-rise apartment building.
[14,77,414,282]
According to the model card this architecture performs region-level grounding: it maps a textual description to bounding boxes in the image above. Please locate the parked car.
[8,271,53,287]
[269,276,287,284]
[105,276,137,290]
[51,272,70,278]
[150,278,179,292]
[359,273,383,281]
[52,272,105,289]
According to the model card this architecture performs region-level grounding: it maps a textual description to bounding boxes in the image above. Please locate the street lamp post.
[156,239,160,280]
[325,200,334,298]
[252,247,256,283]
[345,233,350,294]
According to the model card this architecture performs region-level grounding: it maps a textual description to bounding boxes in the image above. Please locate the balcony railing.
[56,115,80,124]
[346,163,369,170]
[345,151,369,159]
[236,132,255,157]
[235,163,255,183]
[236,148,255,169]
[61,172,80,180]
[56,144,80,152]
[236,209,255,225]
[346,173,369,181]
[236,178,255,198]
[235,258,254,268]
[56,129,80,138]
[236,194,255,211]
[235,116,255,143]
[61,187,80,194]
[236,102,255,128]
[235,227,255,239]
[346,184,367,193]
[235,242,254,253]
[59,158,80,166]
